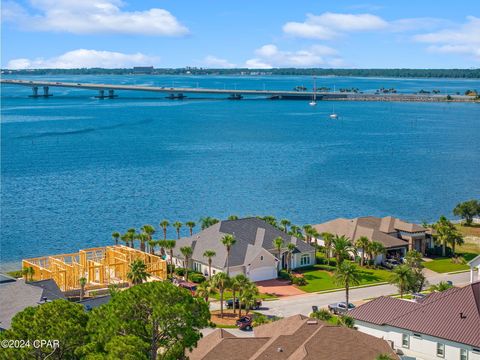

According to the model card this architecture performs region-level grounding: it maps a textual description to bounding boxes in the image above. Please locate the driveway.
[255,279,305,297]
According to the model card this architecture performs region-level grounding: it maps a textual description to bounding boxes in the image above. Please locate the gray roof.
[78,295,111,311]
[173,217,314,269]
[0,279,65,330]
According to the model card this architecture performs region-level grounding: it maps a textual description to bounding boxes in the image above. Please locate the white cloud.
[203,55,236,68]
[245,44,341,68]
[414,16,480,60]
[283,12,387,39]
[7,49,159,69]
[2,0,189,36]
[389,18,451,32]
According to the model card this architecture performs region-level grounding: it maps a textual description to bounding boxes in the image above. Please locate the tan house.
[313,216,432,263]
[188,314,398,360]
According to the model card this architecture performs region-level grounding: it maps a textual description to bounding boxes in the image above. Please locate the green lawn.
[422,253,476,273]
[297,264,391,293]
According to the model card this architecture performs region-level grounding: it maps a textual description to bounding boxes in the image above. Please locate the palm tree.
[355,236,370,267]
[310,228,320,260]
[331,235,355,266]
[148,239,157,255]
[286,243,296,273]
[449,231,464,257]
[180,246,193,281]
[164,240,176,277]
[185,221,196,236]
[433,216,456,257]
[173,221,183,239]
[241,282,259,315]
[126,228,136,248]
[221,234,236,276]
[334,262,361,307]
[212,272,231,318]
[23,266,35,282]
[390,265,413,298]
[159,220,170,240]
[322,232,334,262]
[280,219,291,233]
[228,215,239,220]
[289,225,301,238]
[112,231,120,246]
[140,224,155,252]
[127,259,149,285]
[261,215,277,227]
[429,281,453,292]
[370,241,386,267]
[203,250,216,279]
[233,274,250,317]
[196,280,215,302]
[303,224,313,243]
[79,277,87,301]
[272,236,284,272]
[136,233,148,253]
[200,216,219,230]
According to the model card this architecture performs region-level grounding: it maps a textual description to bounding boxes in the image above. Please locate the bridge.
[0,79,319,100]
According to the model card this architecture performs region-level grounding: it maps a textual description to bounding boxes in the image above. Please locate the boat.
[309,77,317,106]
[329,104,338,119]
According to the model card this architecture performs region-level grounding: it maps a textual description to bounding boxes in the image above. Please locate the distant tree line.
[2,67,480,78]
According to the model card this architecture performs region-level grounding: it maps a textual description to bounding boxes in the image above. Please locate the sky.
[1,0,479,69]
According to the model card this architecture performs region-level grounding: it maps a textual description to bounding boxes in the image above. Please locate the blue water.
[1,75,480,270]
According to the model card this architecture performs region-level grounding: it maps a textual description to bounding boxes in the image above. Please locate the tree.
[159,220,170,240]
[390,265,413,298]
[173,221,183,239]
[22,266,34,282]
[272,236,284,272]
[103,335,150,360]
[148,239,157,255]
[453,199,480,225]
[112,231,121,246]
[334,262,361,307]
[164,240,176,277]
[376,354,396,360]
[280,219,291,233]
[196,280,215,302]
[180,246,193,281]
[286,243,296,273]
[449,231,464,257]
[355,236,370,267]
[228,215,239,220]
[331,235,355,265]
[79,276,87,301]
[200,216,219,230]
[140,225,155,252]
[429,281,454,292]
[136,233,148,254]
[82,282,210,360]
[303,224,313,243]
[203,250,216,279]
[0,299,89,360]
[261,215,277,227]
[310,228,320,259]
[233,274,250,317]
[322,232,334,262]
[221,234,236,276]
[241,282,259,315]
[185,221,196,236]
[404,250,426,293]
[370,241,386,267]
[212,272,231,318]
[127,259,149,285]
[434,216,457,257]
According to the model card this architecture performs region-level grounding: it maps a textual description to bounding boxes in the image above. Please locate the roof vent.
[460,312,467,319]
[277,347,283,353]
[306,320,318,325]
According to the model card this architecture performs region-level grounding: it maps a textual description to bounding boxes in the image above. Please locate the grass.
[455,223,480,237]
[210,290,277,301]
[296,263,391,293]
[422,253,476,273]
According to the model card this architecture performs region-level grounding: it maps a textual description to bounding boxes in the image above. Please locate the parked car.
[328,302,355,315]
[236,315,253,331]
[225,298,262,310]
[176,280,197,295]
[383,259,401,269]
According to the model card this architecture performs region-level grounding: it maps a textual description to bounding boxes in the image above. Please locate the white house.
[350,282,480,360]
[468,255,480,283]
[170,217,315,282]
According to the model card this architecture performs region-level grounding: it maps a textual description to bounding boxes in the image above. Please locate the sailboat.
[309,77,317,106]
[329,104,338,119]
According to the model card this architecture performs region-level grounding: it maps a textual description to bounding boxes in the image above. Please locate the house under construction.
[22,245,167,291]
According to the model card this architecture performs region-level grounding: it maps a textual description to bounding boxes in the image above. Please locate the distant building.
[132,66,154,74]
[171,218,315,282]
[188,314,398,360]
[0,276,65,330]
[350,282,480,360]
[313,216,433,263]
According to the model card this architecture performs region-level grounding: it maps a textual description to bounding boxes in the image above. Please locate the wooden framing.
[22,245,167,291]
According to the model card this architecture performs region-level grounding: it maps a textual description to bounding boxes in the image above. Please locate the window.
[402,334,409,348]
[260,256,264,261]
[460,349,468,360]
[436,343,445,358]
[300,254,310,266]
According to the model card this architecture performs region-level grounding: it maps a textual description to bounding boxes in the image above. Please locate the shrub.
[174,267,185,276]
[252,313,280,327]
[7,270,24,278]
[189,273,206,283]
[315,264,336,272]
[310,309,332,321]
[451,256,466,264]
[278,270,292,281]
[339,315,355,328]
[292,277,307,286]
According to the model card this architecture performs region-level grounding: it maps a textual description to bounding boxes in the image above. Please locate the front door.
[281,252,287,270]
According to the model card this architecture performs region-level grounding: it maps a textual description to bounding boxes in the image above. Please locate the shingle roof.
[350,282,480,348]
[78,295,111,310]
[189,315,398,360]
[173,218,314,269]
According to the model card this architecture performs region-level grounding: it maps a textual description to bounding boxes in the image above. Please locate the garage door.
[248,266,277,282]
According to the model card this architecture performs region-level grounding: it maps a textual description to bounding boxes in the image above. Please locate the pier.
[1,79,475,102]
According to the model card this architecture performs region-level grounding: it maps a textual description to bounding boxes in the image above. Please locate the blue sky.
[1,0,479,69]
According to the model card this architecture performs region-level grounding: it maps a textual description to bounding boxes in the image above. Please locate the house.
[313,216,432,263]
[468,255,480,283]
[350,282,480,360]
[188,314,398,360]
[0,276,65,330]
[170,218,315,282]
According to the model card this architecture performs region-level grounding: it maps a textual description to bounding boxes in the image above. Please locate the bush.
[189,273,206,283]
[174,267,185,277]
[7,270,24,278]
[426,246,452,257]
[340,315,355,328]
[278,270,292,281]
[292,277,307,286]
[310,309,332,321]
[315,264,336,272]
